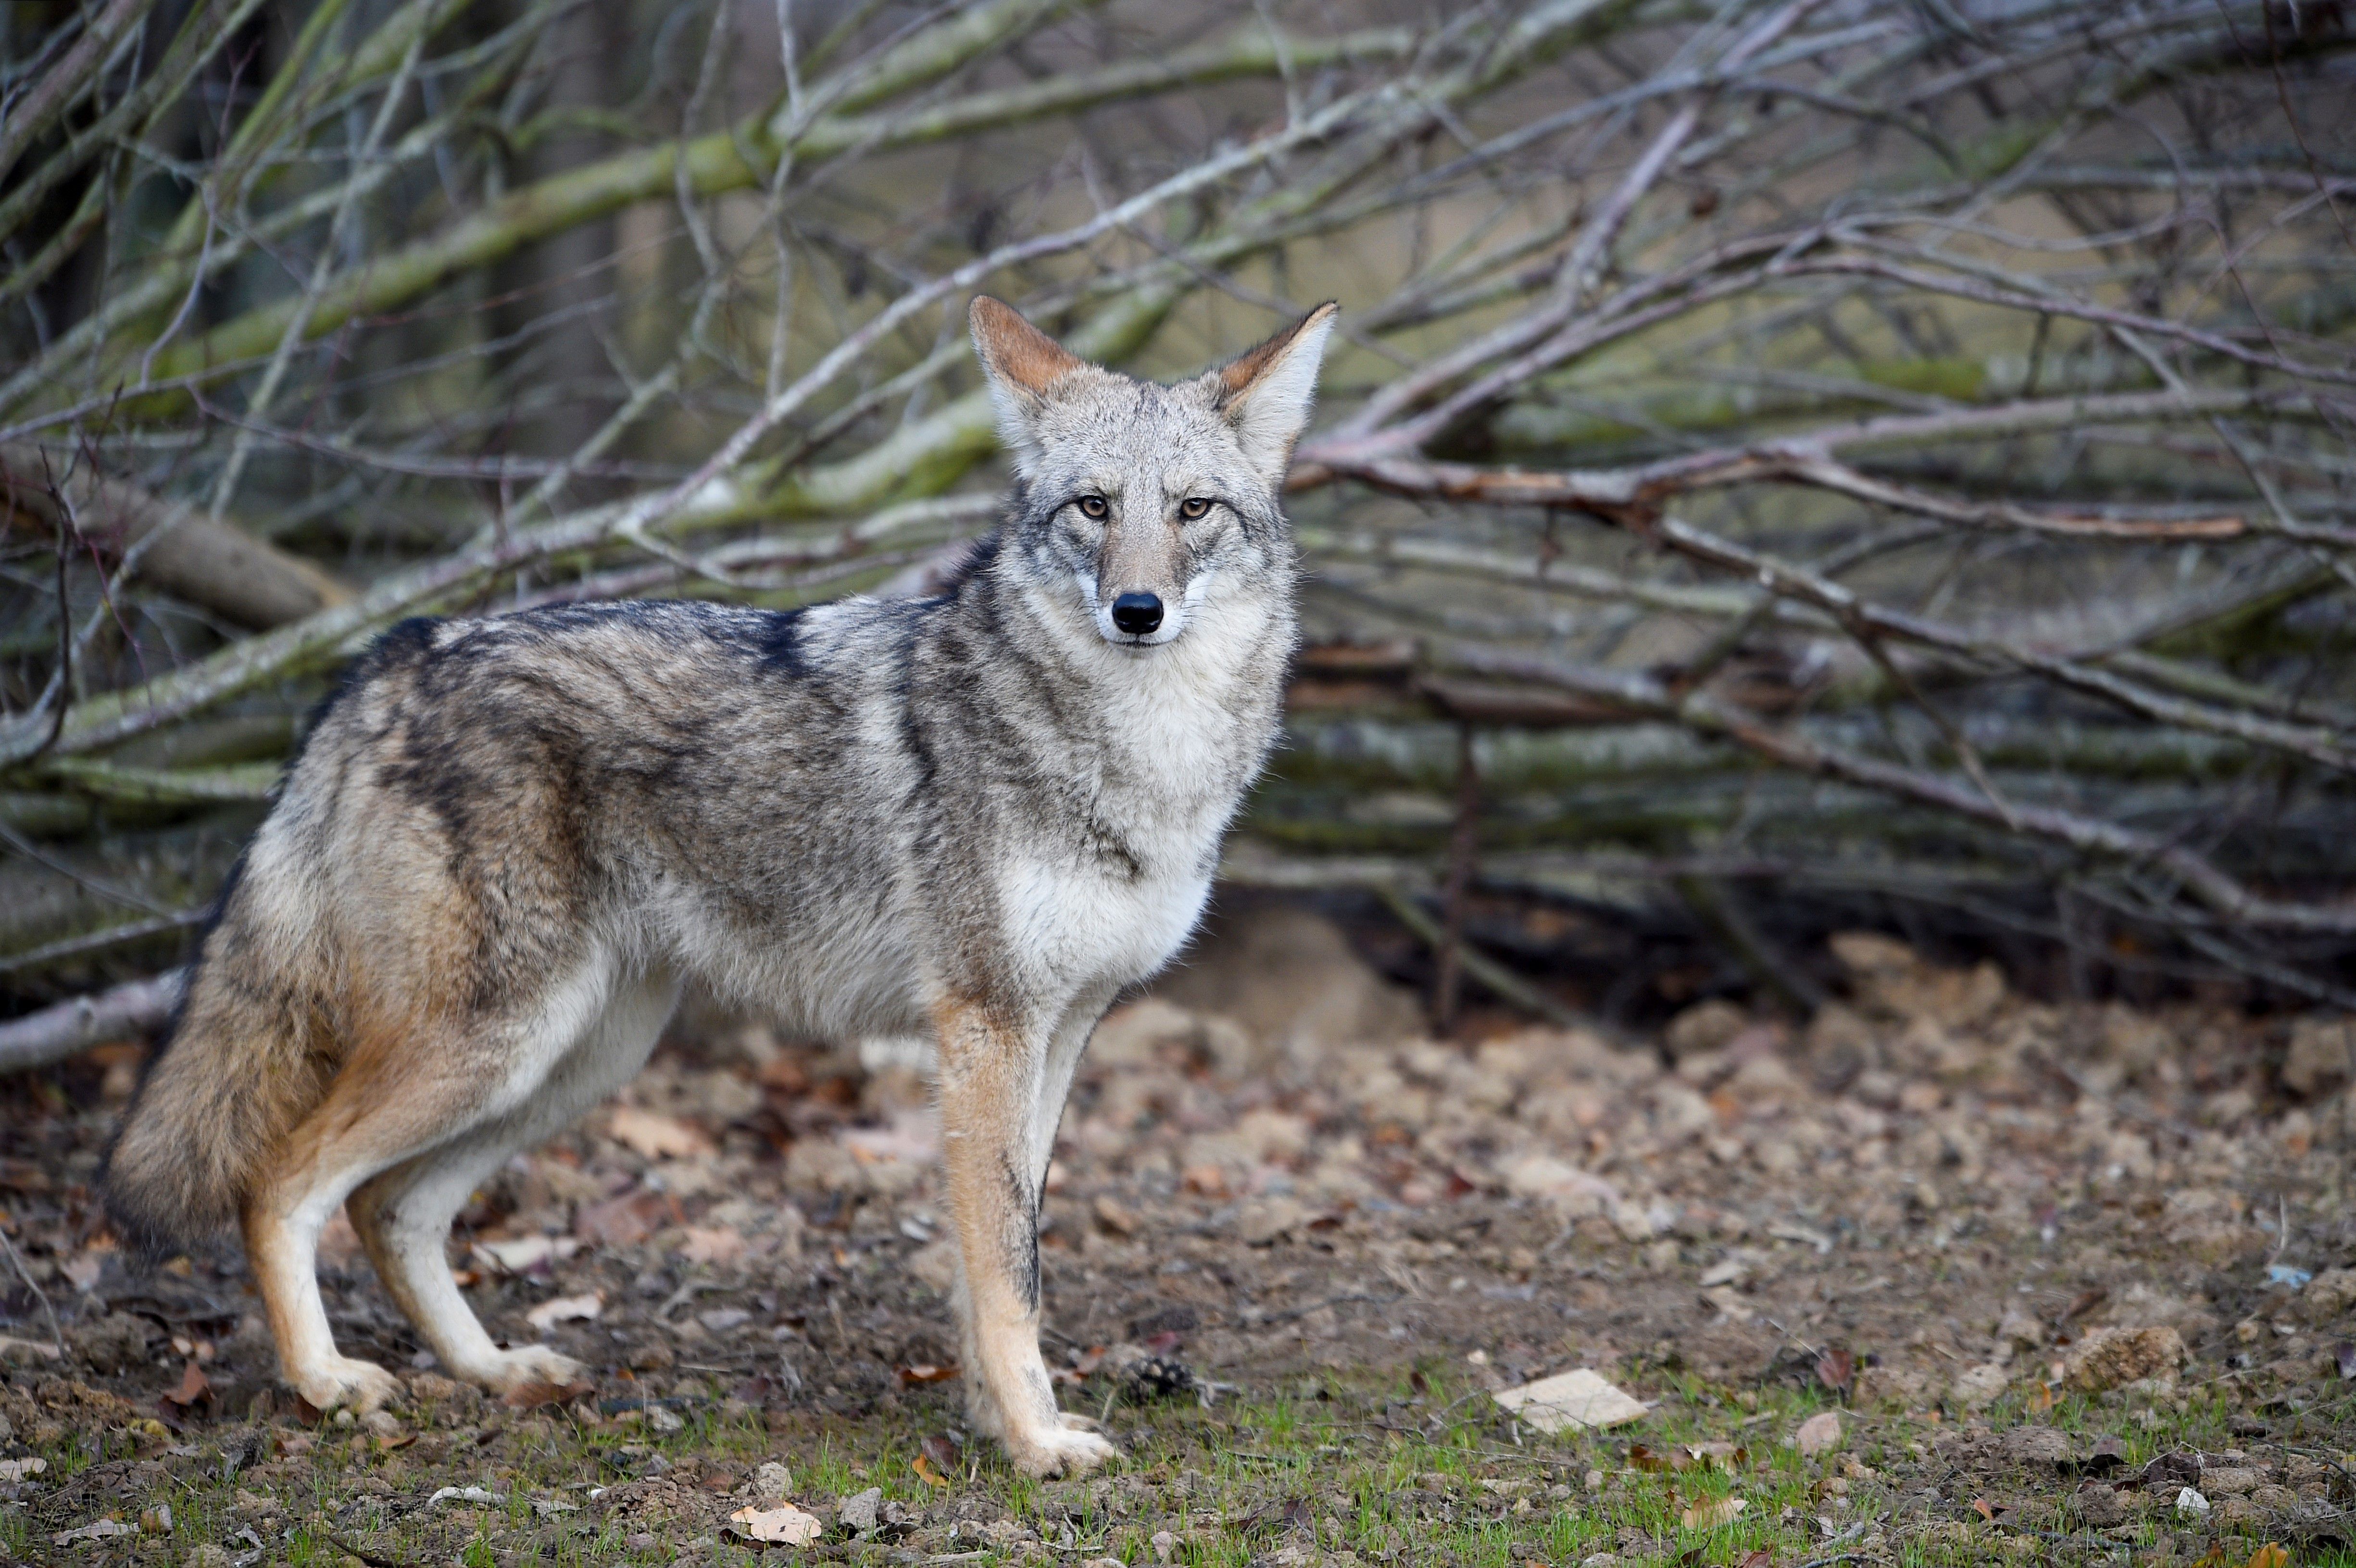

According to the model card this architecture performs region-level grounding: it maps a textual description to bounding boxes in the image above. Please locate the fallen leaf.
[524,1291,603,1333]
[53,1518,139,1544]
[1813,1347,1855,1396]
[2026,1381,2056,1414]
[681,1226,746,1266]
[502,1377,592,1411]
[1794,1411,1842,1457]
[609,1106,717,1161]
[912,1453,952,1488]
[60,1252,104,1292]
[471,1234,581,1274]
[1629,1444,1672,1473]
[576,1191,670,1247]
[1738,1551,1775,1568]
[1492,1367,1648,1433]
[2243,1546,2290,1568]
[1679,1496,1745,1530]
[1972,1497,1995,1522]
[920,1432,964,1471]
[161,1360,210,1409]
[898,1363,959,1385]
[0,1457,45,1480]
[727,1504,823,1545]
[429,1486,509,1507]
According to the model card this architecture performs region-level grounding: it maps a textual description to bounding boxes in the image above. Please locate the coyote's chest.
[999,654,1274,992]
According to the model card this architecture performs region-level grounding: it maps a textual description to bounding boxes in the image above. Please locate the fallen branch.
[0,968,187,1072]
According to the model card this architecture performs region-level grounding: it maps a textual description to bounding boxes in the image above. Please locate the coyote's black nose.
[1111,593,1164,636]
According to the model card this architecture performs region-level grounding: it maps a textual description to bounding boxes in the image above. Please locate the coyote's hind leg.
[241,1068,468,1416]
[349,976,675,1397]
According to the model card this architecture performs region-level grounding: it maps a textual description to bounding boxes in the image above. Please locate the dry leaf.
[1794,1411,1842,1457]
[471,1234,581,1274]
[727,1504,823,1545]
[576,1190,670,1247]
[681,1226,747,1266]
[609,1106,717,1161]
[1972,1496,1995,1522]
[162,1360,210,1408]
[1679,1496,1746,1530]
[60,1253,104,1292]
[897,1363,959,1384]
[524,1291,603,1333]
[1738,1552,1774,1568]
[1814,1347,1855,1395]
[1491,1367,1648,1433]
[502,1376,593,1411]
[2243,1546,2289,1568]
[912,1453,952,1488]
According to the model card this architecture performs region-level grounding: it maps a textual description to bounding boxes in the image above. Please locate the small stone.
[2200,1467,2263,1496]
[2000,1425,2073,1467]
[1236,1196,1307,1246]
[1151,1530,1179,1564]
[2175,1487,2209,1517]
[750,1461,792,1504]
[1794,1411,1842,1457]
[2074,1485,2127,1528]
[2063,1326,2187,1392]
[837,1487,882,1533]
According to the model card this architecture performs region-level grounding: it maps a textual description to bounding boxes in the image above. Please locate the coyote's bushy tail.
[101,898,337,1254]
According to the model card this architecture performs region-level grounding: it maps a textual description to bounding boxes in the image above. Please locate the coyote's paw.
[475,1346,591,1401]
[1001,1413,1117,1478]
[295,1357,402,1416]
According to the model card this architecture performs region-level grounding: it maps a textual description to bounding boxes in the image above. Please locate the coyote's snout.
[971,296,1330,651]
[102,296,1336,1477]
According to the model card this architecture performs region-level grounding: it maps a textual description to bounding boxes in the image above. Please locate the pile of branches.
[3,0,2353,1055]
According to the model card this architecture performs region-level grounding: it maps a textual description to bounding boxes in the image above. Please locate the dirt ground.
[0,907,2351,1566]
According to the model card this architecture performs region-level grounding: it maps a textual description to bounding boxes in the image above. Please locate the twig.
[0,1216,67,1358]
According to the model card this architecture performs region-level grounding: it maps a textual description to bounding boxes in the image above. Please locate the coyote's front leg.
[933,998,1115,1478]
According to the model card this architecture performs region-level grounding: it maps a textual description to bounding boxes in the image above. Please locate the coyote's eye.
[1077,495,1108,519]
[1179,497,1211,520]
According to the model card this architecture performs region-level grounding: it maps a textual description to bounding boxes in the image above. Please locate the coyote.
[102,297,1336,1477]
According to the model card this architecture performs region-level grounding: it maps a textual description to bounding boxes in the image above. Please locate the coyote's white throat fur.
[101,296,1338,1477]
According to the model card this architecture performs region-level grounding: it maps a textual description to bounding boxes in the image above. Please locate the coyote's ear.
[1211,301,1339,484]
[971,296,1084,475]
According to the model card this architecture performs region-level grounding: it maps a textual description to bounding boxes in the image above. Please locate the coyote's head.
[970,296,1337,650]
